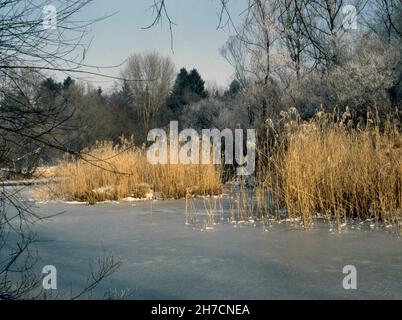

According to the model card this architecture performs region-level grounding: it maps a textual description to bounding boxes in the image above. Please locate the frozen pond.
[4,190,402,299]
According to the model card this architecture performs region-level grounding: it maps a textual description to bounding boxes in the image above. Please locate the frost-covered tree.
[122,52,175,133]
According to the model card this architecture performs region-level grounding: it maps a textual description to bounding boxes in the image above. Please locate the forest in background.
[1,0,401,175]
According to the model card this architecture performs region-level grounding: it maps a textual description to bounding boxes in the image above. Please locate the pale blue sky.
[69,0,246,91]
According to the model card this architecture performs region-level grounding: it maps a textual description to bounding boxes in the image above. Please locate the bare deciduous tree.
[121,52,175,134]
[0,0,125,300]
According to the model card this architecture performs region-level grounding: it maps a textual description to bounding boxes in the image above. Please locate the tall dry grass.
[37,108,402,230]
[263,108,402,228]
[41,139,222,204]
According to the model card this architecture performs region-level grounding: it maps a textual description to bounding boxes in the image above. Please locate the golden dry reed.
[43,139,222,204]
[39,108,402,231]
[264,108,402,228]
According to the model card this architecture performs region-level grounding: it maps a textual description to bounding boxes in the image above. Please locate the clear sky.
[69,0,246,91]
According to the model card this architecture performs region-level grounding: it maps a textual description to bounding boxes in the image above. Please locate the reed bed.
[37,108,402,231]
[263,108,402,228]
[40,139,222,204]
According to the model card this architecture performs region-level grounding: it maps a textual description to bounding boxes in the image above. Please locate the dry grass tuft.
[39,139,222,204]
